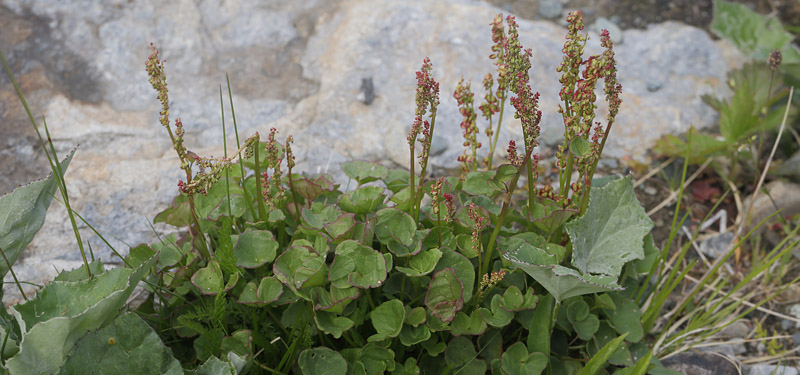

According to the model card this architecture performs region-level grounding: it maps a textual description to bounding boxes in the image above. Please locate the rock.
[746,181,800,233]
[537,0,563,20]
[597,158,619,169]
[0,0,747,303]
[591,17,623,44]
[661,351,740,375]
[775,150,800,177]
[746,365,799,375]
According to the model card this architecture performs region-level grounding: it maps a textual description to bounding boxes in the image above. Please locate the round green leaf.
[298,347,347,375]
[314,311,354,339]
[190,261,224,295]
[374,208,416,246]
[338,186,386,215]
[273,245,327,291]
[396,248,442,277]
[329,240,387,289]
[368,299,405,342]
[425,268,464,322]
[257,276,283,303]
[501,342,547,375]
[433,249,475,304]
[341,161,388,185]
[234,230,278,269]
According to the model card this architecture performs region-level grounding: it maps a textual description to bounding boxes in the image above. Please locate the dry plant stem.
[0,246,26,301]
[740,86,794,234]
[0,49,93,278]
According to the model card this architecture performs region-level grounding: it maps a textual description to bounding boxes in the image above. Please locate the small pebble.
[644,186,657,195]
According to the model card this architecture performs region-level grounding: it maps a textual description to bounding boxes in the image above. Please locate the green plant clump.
[0,11,681,375]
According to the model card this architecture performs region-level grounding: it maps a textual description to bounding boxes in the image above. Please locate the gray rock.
[591,17,623,44]
[746,181,800,233]
[537,0,563,19]
[661,351,740,375]
[775,150,800,177]
[746,365,799,375]
[0,0,747,304]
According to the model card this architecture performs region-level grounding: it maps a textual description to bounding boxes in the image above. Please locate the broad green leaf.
[324,213,356,243]
[359,343,395,374]
[298,347,347,375]
[54,260,105,282]
[711,0,800,63]
[233,230,278,269]
[329,240,387,289]
[375,208,416,247]
[190,261,224,295]
[339,186,386,215]
[393,358,420,375]
[462,170,502,196]
[566,176,652,277]
[451,310,487,336]
[126,245,156,269]
[59,312,182,374]
[221,330,252,360]
[368,299,405,342]
[433,249,475,304]
[311,286,360,313]
[293,176,332,205]
[653,133,727,164]
[572,314,600,341]
[491,164,518,192]
[0,150,73,279]
[445,337,486,374]
[395,248,442,277]
[456,234,480,259]
[404,306,426,327]
[341,161,388,185]
[301,204,341,229]
[314,311,354,339]
[569,137,592,159]
[236,282,260,305]
[153,194,192,227]
[425,268,464,322]
[256,277,283,304]
[397,324,431,346]
[501,342,547,375]
[8,255,157,374]
[273,245,327,291]
[605,293,644,342]
[499,286,524,311]
[479,295,514,328]
[382,168,410,193]
[581,333,629,375]
[505,256,623,302]
[194,178,239,221]
[192,356,237,375]
[386,229,426,257]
